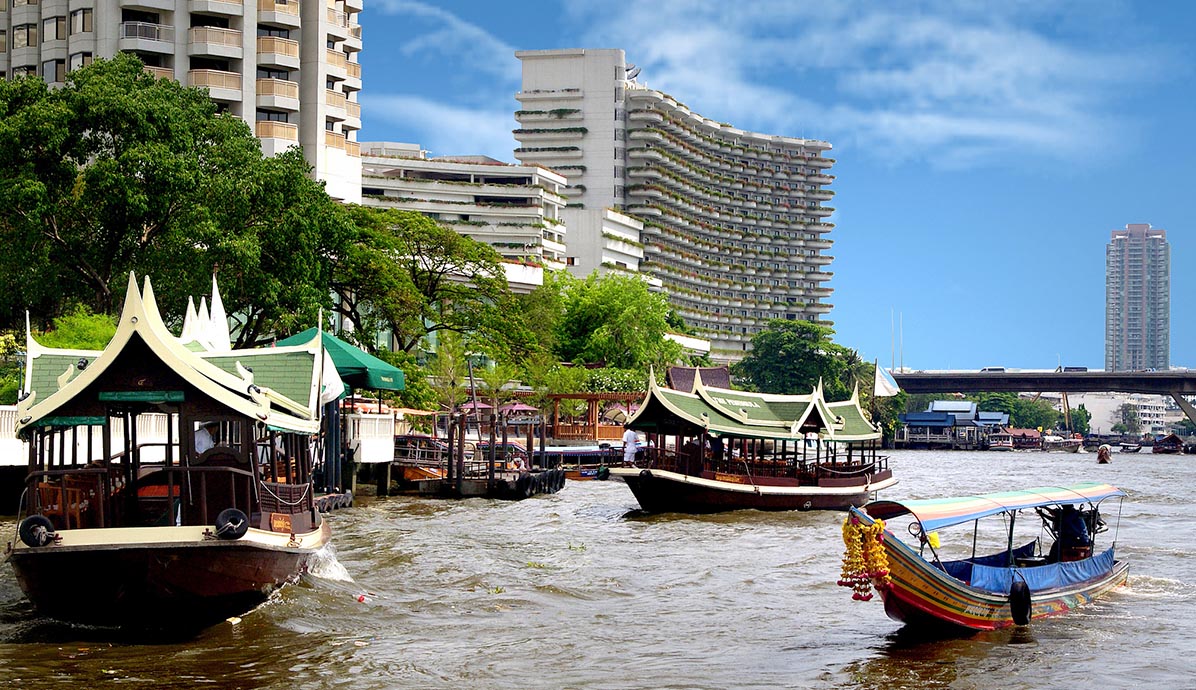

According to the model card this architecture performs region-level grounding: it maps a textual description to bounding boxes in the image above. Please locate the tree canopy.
[731,320,851,398]
[552,271,682,370]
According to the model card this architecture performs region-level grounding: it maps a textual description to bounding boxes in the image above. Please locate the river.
[0,449,1189,689]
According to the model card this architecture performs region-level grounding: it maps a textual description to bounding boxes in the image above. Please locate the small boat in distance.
[1119,442,1141,453]
[610,375,894,513]
[988,431,1014,451]
[839,482,1128,631]
[5,275,334,630]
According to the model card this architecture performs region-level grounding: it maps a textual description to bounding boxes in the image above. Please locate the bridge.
[892,370,1196,423]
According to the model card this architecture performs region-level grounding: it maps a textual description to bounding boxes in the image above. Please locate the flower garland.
[838,514,892,601]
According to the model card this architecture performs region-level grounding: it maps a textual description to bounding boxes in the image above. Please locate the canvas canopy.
[276,328,405,391]
[863,482,1126,532]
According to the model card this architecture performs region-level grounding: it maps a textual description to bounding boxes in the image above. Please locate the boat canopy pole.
[972,520,979,561]
[1006,510,1017,566]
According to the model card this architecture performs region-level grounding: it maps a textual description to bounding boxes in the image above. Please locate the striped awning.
[862,482,1126,532]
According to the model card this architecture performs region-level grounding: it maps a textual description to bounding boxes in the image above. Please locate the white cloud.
[562,0,1168,168]
[361,94,515,160]
[372,0,519,82]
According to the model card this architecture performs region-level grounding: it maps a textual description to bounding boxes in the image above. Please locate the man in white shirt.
[622,425,639,467]
[195,422,217,454]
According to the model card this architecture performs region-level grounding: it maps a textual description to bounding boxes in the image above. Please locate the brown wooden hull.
[612,467,896,514]
[7,522,330,629]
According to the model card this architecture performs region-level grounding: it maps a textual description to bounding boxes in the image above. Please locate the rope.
[259,481,311,507]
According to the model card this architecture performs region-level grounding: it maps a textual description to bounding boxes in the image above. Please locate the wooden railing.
[258,0,300,16]
[255,120,298,141]
[188,69,242,92]
[258,78,299,99]
[189,26,242,48]
[257,35,299,58]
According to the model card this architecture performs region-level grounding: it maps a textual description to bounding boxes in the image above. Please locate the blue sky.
[356,1,1195,371]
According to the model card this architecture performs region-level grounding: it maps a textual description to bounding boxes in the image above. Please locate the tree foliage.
[731,320,850,398]
[0,55,350,345]
[554,272,683,370]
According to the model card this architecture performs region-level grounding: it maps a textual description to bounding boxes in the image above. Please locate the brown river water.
[0,449,1190,689]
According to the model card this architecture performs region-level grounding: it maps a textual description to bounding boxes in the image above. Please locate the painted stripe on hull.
[868,523,1128,630]
[616,469,894,513]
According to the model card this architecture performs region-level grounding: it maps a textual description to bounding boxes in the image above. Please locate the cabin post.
[445,412,456,487]
[1006,512,1017,566]
[487,412,498,487]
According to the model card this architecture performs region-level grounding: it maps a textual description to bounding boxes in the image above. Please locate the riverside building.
[1106,223,1170,372]
[359,142,568,293]
[513,48,835,359]
[0,0,363,202]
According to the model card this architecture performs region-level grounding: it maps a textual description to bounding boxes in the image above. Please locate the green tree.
[0,54,349,343]
[1010,397,1060,431]
[731,320,849,398]
[554,272,683,370]
[1113,403,1140,435]
[1070,404,1092,436]
[334,207,508,354]
[976,392,1017,416]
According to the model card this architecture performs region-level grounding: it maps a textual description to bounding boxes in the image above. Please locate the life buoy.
[215,508,250,540]
[1009,579,1032,625]
[18,515,56,547]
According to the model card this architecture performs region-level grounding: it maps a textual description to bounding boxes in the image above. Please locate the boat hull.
[6,521,331,629]
[855,512,1128,631]
[611,467,896,514]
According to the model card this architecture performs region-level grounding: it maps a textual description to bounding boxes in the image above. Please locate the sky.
[356,0,1196,372]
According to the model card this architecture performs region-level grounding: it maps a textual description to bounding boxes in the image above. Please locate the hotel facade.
[0,0,362,202]
[513,48,836,358]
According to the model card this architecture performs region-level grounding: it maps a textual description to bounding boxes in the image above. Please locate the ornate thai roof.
[17,274,325,436]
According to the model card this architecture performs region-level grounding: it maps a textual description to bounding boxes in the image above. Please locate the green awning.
[276,328,406,391]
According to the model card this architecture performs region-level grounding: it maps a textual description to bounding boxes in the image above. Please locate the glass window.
[13,0,40,6]
[68,52,92,71]
[70,9,93,35]
[13,24,37,49]
[0,31,6,54]
[43,16,66,42]
[41,58,64,83]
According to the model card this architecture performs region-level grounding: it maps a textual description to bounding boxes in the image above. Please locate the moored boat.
[5,275,335,629]
[839,482,1128,631]
[987,431,1014,451]
[1120,443,1141,453]
[609,375,894,513]
[1152,433,1184,454]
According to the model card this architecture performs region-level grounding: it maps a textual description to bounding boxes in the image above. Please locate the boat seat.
[37,482,87,530]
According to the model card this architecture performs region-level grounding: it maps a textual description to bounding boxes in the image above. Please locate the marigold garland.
[838,515,892,601]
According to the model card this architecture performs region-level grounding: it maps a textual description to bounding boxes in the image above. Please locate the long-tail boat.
[608,374,894,513]
[839,482,1129,631]
[5,274,334,629]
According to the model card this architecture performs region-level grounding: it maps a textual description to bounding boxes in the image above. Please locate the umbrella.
[499,402,539,414]
[275,328,405,391]
[460,401,492,410]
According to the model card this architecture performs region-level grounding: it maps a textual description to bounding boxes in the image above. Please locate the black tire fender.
[215,508,250,540]
[18,515,56,548]
[1010,579,1032,626]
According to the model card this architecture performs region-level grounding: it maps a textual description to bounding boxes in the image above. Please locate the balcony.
[346,140,360,157]
[257,35,299,70]
[256,78,299,110]
[327,7,349,34]
[188,69,242,101]
[189,26,243,59]
[119,22,174,54]
[325,88,348,119]
[143,65,176,81]
[255,120,298,141]
[325,131,347,150]
[258,0,301,28]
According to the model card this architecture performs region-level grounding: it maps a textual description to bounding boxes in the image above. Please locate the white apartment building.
[0,0,362,202]
[513,48,836,360]
[359,142,569,294]
[1106,223,1169,372]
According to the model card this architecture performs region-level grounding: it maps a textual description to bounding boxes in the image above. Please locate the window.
[43,16,66,42]
[70,9,93,35]
[257,26,289,38]
[258,68,289,80]
[69,52,93,71]
[12,0,39,6]
[12,24,37,49]
[0,31,6,54]
[41,58,64,83]
[256,109,289,122]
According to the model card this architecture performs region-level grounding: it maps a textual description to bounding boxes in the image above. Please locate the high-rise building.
[1106,223,1169,372]
[513,48,836,360]
[0,0,362,202]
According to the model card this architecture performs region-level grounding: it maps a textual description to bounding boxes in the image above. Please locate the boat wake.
[307,544,354,583]
[1123,574,1192,598]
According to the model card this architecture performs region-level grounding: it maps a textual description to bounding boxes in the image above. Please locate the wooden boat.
[1119,443,1141,453]
[609,375,894,513]
[987,432,1014,451]
[1152,433,1184,454]
[5,275,334,629]
[840,482,1128,631]
[1042,435,1084,453]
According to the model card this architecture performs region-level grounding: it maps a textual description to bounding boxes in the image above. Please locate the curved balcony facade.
[621,87,835,354]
